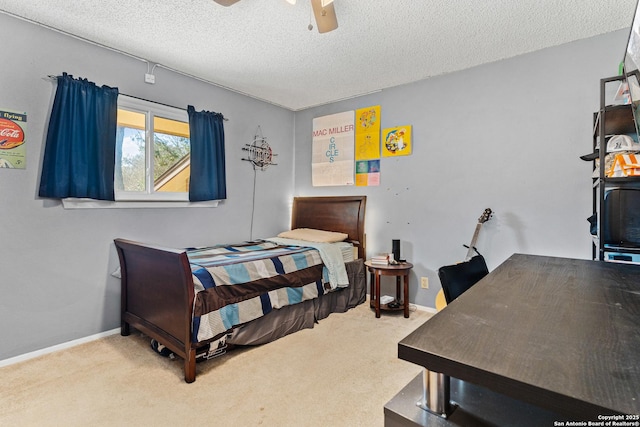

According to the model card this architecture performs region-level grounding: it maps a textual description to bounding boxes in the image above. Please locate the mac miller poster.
[0,109,26,169]
[312,111,355,186]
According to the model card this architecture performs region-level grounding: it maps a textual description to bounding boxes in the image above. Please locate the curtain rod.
[46,75,228,121]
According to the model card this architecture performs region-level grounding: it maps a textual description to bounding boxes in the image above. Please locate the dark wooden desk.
[398,253,640,420]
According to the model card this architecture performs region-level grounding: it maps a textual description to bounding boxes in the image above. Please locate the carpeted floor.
[0,301,432,427]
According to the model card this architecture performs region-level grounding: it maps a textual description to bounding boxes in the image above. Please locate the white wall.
[293,30,629,308]
[0,14,296,360]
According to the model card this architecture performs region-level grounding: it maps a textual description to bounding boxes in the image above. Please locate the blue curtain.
[39,73,119,200]
[187,105,227,201]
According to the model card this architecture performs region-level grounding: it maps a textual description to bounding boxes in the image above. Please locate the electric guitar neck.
[465,208,493,261]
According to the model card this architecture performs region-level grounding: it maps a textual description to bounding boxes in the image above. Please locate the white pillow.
[278,228,349,243]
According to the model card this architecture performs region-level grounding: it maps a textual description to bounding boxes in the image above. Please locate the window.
[115,96,191,201]
[59,93,223,209]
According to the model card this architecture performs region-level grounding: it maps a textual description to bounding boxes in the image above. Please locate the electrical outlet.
[421,277,429,289]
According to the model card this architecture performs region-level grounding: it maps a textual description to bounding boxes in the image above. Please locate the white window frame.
[62,96,218,209]
[116,96,190,202]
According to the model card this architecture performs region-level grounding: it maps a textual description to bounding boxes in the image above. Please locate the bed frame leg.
[185,349,196,383]
[121,321,130,336]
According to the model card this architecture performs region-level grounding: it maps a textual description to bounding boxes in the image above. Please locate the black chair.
[438,255,489,304]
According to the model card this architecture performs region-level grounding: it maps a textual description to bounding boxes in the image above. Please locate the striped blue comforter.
[188,240,329,342]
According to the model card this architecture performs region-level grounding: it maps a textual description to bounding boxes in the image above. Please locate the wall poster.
[312,111,355,186]
[355,105,380,160]
[355,105,381,186]
[355,159,380,186]
[0,109,26,169]
[382,125,412,157]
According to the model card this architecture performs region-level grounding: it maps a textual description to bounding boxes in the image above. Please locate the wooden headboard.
[291,196,367,260]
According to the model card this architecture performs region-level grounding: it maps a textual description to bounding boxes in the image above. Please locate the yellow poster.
[382,125,412,157]
[355,105,380,160]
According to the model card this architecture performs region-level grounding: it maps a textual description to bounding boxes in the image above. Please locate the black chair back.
[438,255,489,304]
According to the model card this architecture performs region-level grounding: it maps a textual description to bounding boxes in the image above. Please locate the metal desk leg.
[417,368,452,418]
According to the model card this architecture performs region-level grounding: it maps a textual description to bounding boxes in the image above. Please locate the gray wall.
[293,30,629,308]
[0,14,295,360]
[0,9,630,361]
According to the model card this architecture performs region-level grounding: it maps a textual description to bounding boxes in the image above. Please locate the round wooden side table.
[364,260,413,318]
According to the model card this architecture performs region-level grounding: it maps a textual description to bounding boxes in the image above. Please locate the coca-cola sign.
[0,118,24,149]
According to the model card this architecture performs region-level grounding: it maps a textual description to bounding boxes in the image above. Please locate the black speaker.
[392,239,400,262]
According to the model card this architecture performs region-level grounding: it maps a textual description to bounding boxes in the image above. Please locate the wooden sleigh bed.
[114,196,367,383]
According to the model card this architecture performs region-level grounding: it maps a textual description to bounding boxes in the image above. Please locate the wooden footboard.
[114,238,199,383]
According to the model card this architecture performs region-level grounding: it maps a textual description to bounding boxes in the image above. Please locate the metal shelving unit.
[590,75,640,262]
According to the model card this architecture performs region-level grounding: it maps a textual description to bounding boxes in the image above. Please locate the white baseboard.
[1,299,436,368]
[412,303,437,314]
[0,328,121,368]
[366,293,437,314]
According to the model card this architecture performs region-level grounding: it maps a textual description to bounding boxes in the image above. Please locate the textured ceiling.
[0,0,637,110]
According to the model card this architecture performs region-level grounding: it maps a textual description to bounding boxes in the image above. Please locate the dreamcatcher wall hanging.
[242,126,277,171]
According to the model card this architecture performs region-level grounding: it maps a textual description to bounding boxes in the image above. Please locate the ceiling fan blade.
[311,0,338,33]
[213,0,241,6]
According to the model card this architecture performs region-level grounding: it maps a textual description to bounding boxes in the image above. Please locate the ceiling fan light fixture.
[212,0,241,6]
[311,0,338,33]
